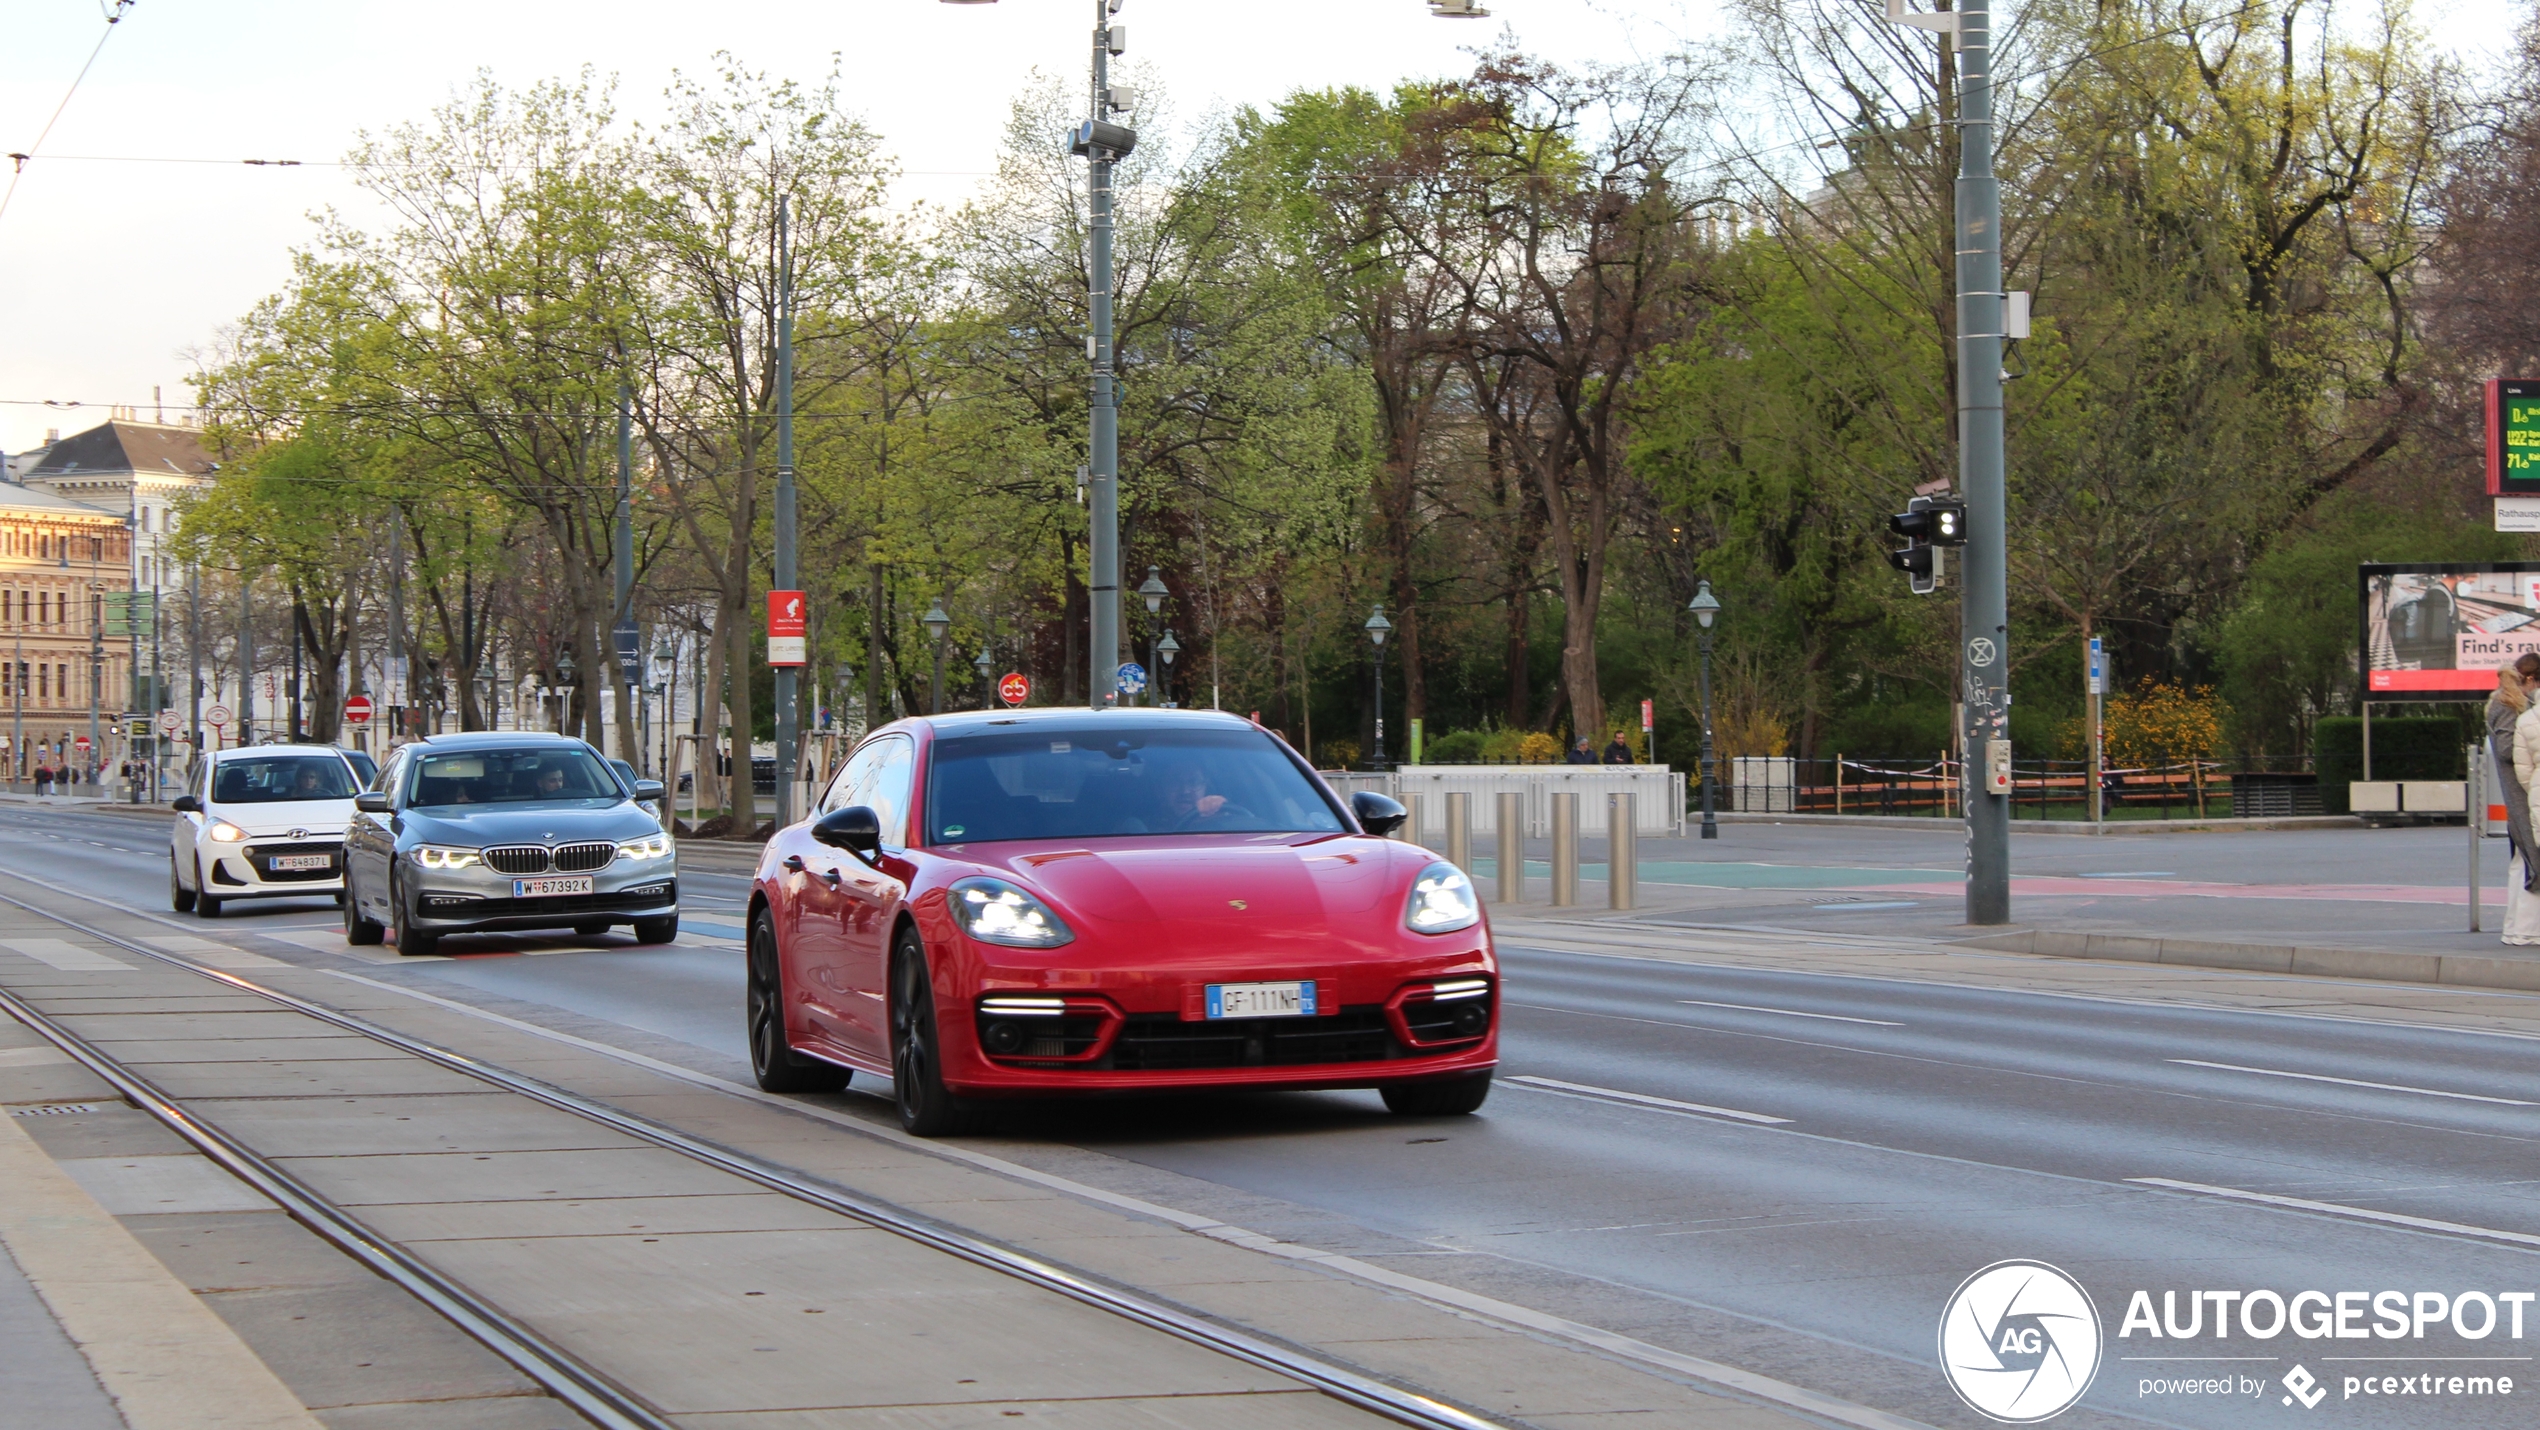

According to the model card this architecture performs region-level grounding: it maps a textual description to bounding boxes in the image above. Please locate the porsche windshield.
[926,727,1344,843]
[405,748,621,809]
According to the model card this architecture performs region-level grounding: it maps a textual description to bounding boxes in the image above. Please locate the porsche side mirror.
[171,794,202,814]
[1352,790,1409,838]
[355,791,391,814]
[633,779,666,802]
[813,805,882,856]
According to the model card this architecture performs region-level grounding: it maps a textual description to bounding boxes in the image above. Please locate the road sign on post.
[155,709,181,736]
[206,703,231,731]
[1115,662,1146,698]
[767,590,807,667]
[998,672,1030,708]
[343,694,374,726]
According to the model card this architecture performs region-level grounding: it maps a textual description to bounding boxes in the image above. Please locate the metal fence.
[1721,754,2318,820]
[1323,765,1686,837]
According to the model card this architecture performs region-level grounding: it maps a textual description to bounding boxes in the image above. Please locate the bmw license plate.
[1206,980,1315,1019]
[513,876,595,898]
[271,854,331,872]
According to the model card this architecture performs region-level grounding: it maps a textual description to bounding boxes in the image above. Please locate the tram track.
[0,882,1509,1430]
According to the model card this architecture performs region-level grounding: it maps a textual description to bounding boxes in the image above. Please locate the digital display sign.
[2486,378,2540,494]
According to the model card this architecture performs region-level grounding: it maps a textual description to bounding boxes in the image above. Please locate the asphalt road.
[7,802,2539,1430]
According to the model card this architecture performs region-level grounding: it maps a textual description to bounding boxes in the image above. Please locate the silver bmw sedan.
[342,731,677,956]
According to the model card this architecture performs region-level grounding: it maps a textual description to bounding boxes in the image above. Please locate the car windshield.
[213,755,358,805]
[405,747,620,809]
[926,726,1344,844]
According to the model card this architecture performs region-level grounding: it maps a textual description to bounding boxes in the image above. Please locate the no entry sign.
[998,672,1030,708]
[343,694,374,725]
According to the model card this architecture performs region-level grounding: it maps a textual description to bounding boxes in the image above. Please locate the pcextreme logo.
[1939,1260,2104,1423]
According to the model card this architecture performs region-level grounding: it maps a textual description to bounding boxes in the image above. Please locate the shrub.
[1517,731,1562,764]
[2313,713,2471,811]
[1317,738,1360,770]
[1424,730,1486,764]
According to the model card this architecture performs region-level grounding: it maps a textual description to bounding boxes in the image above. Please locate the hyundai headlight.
[949,877,1074,949]
[207,821,248,843]
[1404,861,1481,934]
[414,845,481,871]
[616,833,673,862]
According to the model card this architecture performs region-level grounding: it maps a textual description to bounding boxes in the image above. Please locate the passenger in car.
[1158,759,1251,830]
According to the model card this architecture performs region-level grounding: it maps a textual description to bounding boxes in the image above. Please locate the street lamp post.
[1688,580,1721,840]
[555,649,577,734]
[654,641,677,779]
[1363,605,1391,769]
[1137,566,1168,707]
[972,645,994,709]
[922,598,951,716]
[1155,630,1179,709]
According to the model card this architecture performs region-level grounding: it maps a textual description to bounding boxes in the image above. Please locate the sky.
[0,0,2514,457]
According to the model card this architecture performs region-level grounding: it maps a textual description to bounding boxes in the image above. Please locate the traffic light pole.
[1086,1,1121,710]
[773,196,798,830]
[1956,0,2011,924]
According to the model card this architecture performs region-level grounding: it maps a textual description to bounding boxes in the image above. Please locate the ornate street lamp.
[922,598,952,715]
[1364,604,1392,768]
[1688,580,1722,840]
[1155,630,1179,709]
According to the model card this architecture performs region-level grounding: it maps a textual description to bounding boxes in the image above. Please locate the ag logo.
[1967,637,1998,668]
[1938,1260,2101,1422]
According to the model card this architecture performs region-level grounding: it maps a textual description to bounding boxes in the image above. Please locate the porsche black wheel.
[748,908,847,1094]
[890,929,977,1138]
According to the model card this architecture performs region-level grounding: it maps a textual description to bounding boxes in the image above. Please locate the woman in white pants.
[2501,657,2540,943]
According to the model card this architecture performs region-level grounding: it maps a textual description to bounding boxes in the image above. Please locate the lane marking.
[2168,1059,2535,1107]
[1505,1075,1791,1125]
[1678,999,1901,1027]
[2128,1177,2540,1251]
[0,937,132,972]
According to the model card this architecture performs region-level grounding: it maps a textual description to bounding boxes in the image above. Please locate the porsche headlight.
[414,845,481,871]
[949,877,1074,949]
[616,833,673,862]
[206,821,248,843]
[1404,861,1481,935]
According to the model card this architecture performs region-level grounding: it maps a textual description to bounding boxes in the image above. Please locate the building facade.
[0,484,135,777]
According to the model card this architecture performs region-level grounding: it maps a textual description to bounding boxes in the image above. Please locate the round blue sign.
[1115,662,1148,696]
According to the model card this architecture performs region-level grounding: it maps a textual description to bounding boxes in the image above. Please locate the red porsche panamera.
[746,708,1497,1135]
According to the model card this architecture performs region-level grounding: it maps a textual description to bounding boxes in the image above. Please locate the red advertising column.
[768,591,807,667]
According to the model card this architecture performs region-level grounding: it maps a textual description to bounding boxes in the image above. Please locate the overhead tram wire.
[0,0,137,229]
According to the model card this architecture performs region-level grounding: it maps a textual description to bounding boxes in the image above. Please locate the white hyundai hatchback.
[171,745,364,917]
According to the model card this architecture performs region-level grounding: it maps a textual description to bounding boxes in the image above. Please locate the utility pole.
[615,373,636,762]
[87,539,102,784]
[1955,0,2010,923]
[237,572,254,746]
[1083,0,1125,709]
[188,561,201,765]
[772,195,799,829]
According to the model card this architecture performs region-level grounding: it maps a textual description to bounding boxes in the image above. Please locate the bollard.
[1609,791,1636,910]
[2470,744,2482,934]
[1446,791,1471,875]
[1399,792,1422,843]
[1551,792,1579,907]
[1495,792,1523,904]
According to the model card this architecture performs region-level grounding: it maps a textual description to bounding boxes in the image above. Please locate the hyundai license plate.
[1206,980,1315,1019]
[271,854,331,872]
[513,876,595,898]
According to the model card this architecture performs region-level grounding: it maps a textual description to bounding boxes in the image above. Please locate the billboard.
[2361,563,2540,698]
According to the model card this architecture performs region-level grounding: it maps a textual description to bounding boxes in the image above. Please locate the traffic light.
[1888,494,1968,595]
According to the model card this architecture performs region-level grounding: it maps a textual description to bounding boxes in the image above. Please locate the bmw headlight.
[949,877,1074,949]
[1404,861,1481,934]
[616,833,673,862]
[207,821,248,843]
[414,845,481,871]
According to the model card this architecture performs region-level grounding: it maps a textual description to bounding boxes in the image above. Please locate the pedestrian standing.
[1565,736,1597,765]
[34,761,51,798]
[1602,730,1634,764]
[2501,656,2540,944]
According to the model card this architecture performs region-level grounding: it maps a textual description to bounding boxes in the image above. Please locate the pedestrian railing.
[1321,765,1686,838]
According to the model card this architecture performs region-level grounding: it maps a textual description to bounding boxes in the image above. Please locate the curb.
[1717,812,2364,836]
[1955,928,2540,993]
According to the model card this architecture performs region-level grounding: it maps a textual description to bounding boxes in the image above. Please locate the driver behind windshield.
[1155,756,1253,830]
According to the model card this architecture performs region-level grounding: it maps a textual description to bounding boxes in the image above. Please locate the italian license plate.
[513,876,595,898]
[1206,980,1315,1019]
[271,854,331,872]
